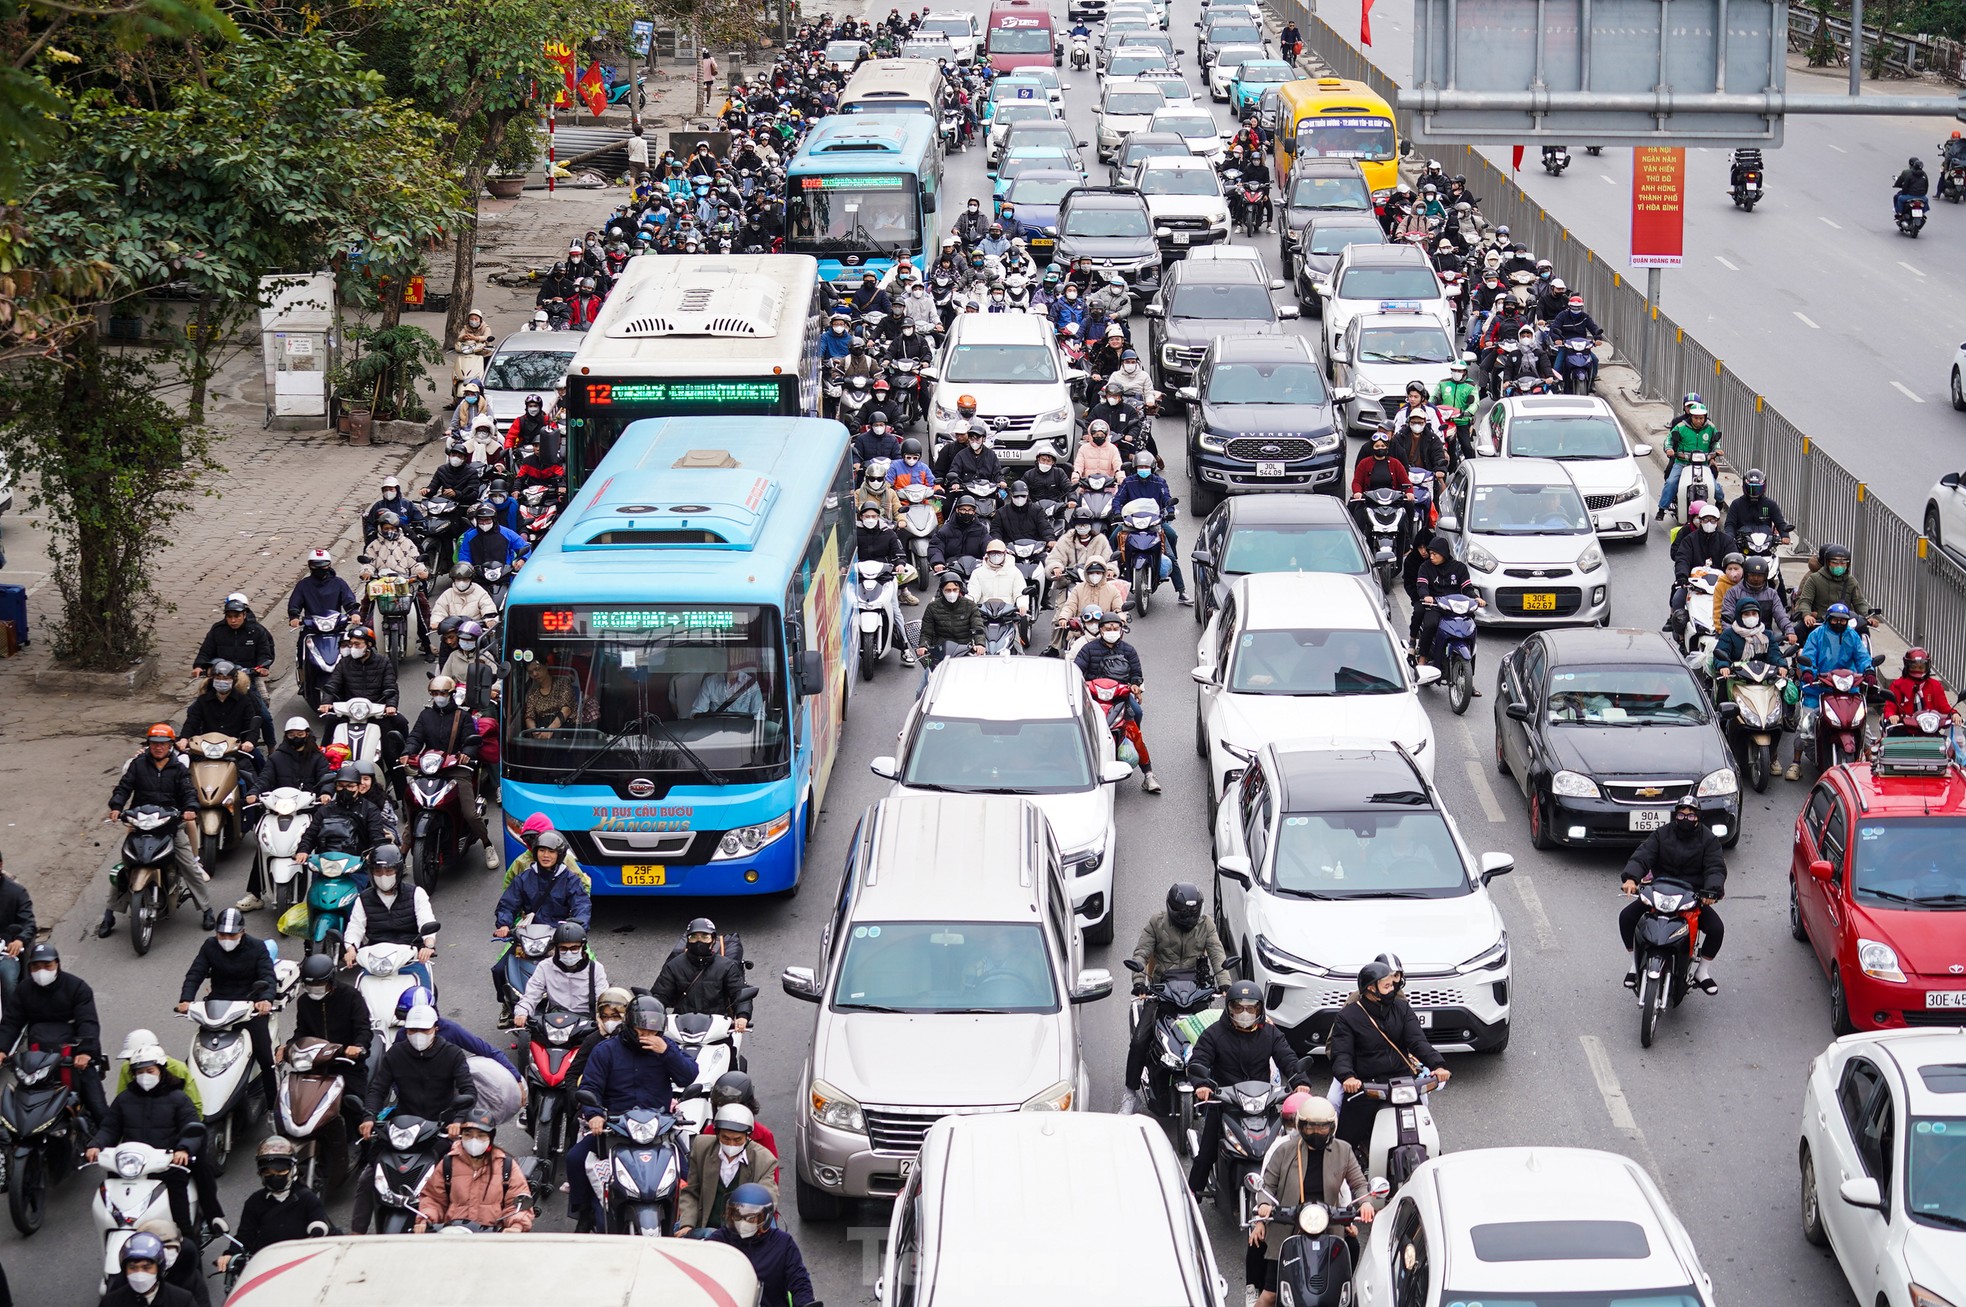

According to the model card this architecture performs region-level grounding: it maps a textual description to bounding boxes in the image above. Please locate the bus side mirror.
[921,190,937,214]
[797,650,825,697]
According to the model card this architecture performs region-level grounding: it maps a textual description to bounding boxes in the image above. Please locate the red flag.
[1511,145,1524,172]
[579,61,608,118]
[1361,0,1375,45]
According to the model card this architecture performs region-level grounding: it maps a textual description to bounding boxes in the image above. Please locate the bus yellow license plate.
[1521,593,1557,612]
[620,865,666,886]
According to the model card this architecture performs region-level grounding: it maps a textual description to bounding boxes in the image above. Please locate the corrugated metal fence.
[1267,0,1966,679]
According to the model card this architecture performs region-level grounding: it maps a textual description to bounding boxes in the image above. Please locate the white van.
[928,312,1082,462]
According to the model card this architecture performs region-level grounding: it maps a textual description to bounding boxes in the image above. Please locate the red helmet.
[1905,647,1931,677]
[146,723,177,742]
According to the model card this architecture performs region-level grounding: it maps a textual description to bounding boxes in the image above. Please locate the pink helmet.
[1281,1090,1312,1121]
[521,812,554,837]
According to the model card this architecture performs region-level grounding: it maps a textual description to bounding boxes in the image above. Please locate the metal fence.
[1787,9,1966,83]
[1266,0,1966,682]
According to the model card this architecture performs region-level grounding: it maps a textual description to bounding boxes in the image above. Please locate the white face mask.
[372,873,398,893]
[1101,630,1122,644]
[599,1018,622,1036]
[453,579,470,593]
[1122,361,1139,373]
[125,1272,158,1295]
[461,1136,491,1158]
[407,1031,436,1051]
[29,967,56,987]
[1230,1009,1259,1031]
[161,1246,181,1270]
[135,1071,162,1091]
[448,455,466,468]
[303,983,330,1001]
[557,948,585,967]
[733,1217,765,1238]
[218,936,241,952]
[720,1142,748,1160]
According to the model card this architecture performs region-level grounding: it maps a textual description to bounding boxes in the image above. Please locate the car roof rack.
[1871,735,1956,778]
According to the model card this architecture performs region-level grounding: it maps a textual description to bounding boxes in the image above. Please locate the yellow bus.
[1273,77,1402,198]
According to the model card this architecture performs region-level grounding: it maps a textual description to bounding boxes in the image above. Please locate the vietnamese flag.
[1511,145,1524,172]
[1361,0,1375,45]
[579,61,608,117]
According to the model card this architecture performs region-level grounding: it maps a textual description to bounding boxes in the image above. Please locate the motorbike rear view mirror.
[1216,854,1252,886]
[356,555,373,566]
[869,756,900,780]
[422,921,442,934]
[1839,1176,1883,1210]
[1123,957,1147,974]
[1101,761,1133,784]
[735,985,760,1004]
[1505,701,1533,722]
[1809,858,1836,882]
[576,1088,601,1112]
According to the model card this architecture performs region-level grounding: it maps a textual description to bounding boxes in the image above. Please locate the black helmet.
[214,906,246,936]
[1225,979,1264,1010]
[1743,468,1767,497]
[371,843,404,871]
[685,916,717,936]
[1743,555,1771,580]
[450,562,475,583]
[1673,795,1701,818]
[1820,541,1852,566]
[1375,952,1407,996]
[1009,479,1029,497]
[552,921,589,949]
[1165,882,1203,932]
[711,1070,759,1110]
[1358,960,1394,995]
[869,409,890,426]
[1721,551,1745,570]
[300,953,335,984]
[627,995,668,1034]
[534,830,570,855]
[901,437,924,458]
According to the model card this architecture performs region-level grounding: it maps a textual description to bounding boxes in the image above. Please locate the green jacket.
[1431,379,1477,422]
[1666,420,1721,458]
[1130,911,1230,985]
[1794,568,1871,622]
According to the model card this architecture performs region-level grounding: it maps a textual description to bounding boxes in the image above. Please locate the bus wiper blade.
[640,714,727,788]
[557,716,651,789]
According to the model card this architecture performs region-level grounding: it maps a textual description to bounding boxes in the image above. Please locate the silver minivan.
[782,795,1114,1219]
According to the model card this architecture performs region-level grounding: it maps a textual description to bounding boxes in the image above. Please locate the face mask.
[1101,630,1121,644]
[382,488,399,501]
[1136,469,1150,479]
[448,455,466,468]
[1011,494,1028,506]
[942,590,962,604]
[1740,615,1761,630]
[125,1272,158,1296]
[261,1171,292,1194]
[860,518,879,531]
[373,872,398,893]
[599,1018,622,1036]
[832,325,847,335]
[557,948,584,967]
[349,644,371,661]
[1700,521,1716,534]
[1122,362,1139,373]
[1091,432,1107,444]
[720,1142,747,1160]
[461,1136,491,1158]
[491,494,508,506]
[687,940,715,962]
[303,983,330,1001]
[161,1246,181,1271]
[453,579,471,593]
[1829,622,1850,635]
[407,1031,436,1051]
[1829,565,1848,578]
[135,1071,161,1091]
[1065,289,1078,299]
[902,455,919,466]
[733,1217,765,1239]
[1230,1009,1258,1031]
[1299,1126,1332,1147]
[218,936,241,952]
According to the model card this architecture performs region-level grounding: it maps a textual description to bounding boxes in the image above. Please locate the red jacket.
[1351,454,1410,497]
[1887,675,1955,720]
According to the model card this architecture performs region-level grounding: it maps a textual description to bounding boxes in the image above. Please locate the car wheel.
[1830,966,1856,1036]
[1529,786,1556,850]
[1953,367,1965,412]
[1085,905,1115,946]
[1800,1144,1830,1246]
[795,1172,844,1222]
[1189,476,1220,519]
[1927,505,1944,553]
[1195,698,1209,759]
[1789,875,1810,941]
[1494,724,1511,776]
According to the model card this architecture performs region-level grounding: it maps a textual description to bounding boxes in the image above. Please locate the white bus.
[564,254,822,487]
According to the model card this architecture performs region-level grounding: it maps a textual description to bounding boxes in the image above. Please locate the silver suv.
[782,794,1113,1219]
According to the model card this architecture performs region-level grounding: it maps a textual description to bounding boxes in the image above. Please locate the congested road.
[1,4,1859,1304]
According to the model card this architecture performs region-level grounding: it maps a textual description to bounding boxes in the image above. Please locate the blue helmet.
[122,1233,166,1267]
[395,985,436,1021]
[726,1182,775,1231]
[1825,603,1854,623]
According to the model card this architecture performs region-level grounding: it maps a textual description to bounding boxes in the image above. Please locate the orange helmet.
[146,723,177,742]
[956,394,977,415]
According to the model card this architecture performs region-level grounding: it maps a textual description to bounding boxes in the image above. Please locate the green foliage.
[333,322,443,421]
[1807,0,1841,64]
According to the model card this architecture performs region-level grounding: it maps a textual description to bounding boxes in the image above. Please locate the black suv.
[1145,259,1297,401]
[1051,186,1164,307]
[1178,335,1345,517]
[1277,159,1375,278]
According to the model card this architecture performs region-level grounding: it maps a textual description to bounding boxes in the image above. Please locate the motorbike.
[496,919,557,1024]
[354,942,433,1065]
[1357,1074,1444,1191]
[838,376,875,432]
[403,749,477,890]
[1118,497,1170,616]
[1070,32,1091,69]
[117,805,186,957]
[1730,153,1764,211]
[898,483,940,587]
[1669,565,1722,660]
[1007,535,1050,622]
[578,1095,687,1236]
[1198,1080,1286,1222]
[1942,157,1966,203]
[0,1046,88,1234]
[1720,654,1791,792]
[1077,472,1120,530]
[296,610,349,704]
[363,571,419,664]
[1541,144,1570,175]
[369,1112,451,1235]
[327,698,389,768]
[1896,194,1930,237]
[518,486,561,549]
[940,105,962,152]
[90,1134,202,1292]
[254,787,316,917]
[1558,337,1599,394]
[183,732,250,873]
[964,477,1001,523]
[977,597,1023,654]
[1885,707,1966,763]
[666,1007,751,1136]
[451,337,495,399]
[1735,525,1789,601]
[1669,449,1715,524]
[854,560,906,680]
[886,357,928,429]
[1251,1193,1374,1307]
[520,1008,597,1187]
[185,970,297,1174]
[416,498,466,573]
[301,845,366,959]
[1807,666,1878,774]
[1120,960,1226,1147]
[1627,880,1708,1048]
[1428,592,1481,715]
[274,1037,361,1194]
[1357,487,1408,595]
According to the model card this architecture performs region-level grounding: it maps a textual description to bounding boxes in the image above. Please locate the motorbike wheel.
[419,837,444,893]
[131,881,159,956]
[1637,968,1662,1048]
[532,1108,562,1186]
[860,629,879,681]
[1447,653,1474,715]
[384,618,406,664]
[7,1148,45,1235]
[200,831,221,876]
[1748,741,1771,793]
[1133,562,1152,615]
[273,869,299,916]
[209,1109,235,1175]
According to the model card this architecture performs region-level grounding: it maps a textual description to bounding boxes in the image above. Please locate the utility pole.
[1850,0,1865,95]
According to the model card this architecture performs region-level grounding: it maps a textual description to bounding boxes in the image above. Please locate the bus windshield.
[786,179,922,255]
[502,604,790,780]
[1295,116,1398,161]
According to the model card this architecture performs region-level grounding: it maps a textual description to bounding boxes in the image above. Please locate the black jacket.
[1671,525,1739,583]
[363,495,425,543]
[1724,495,1793,538]
[929,517,991,567]
[945,444,1003,485]
[652,951,754,1020]
[259,740,333,795]
[183,690,264,747]
[1328,994,1444,1083]
[292,983,373,1055]
[855,523,906,567]
[363,1037,474,1122]
[425,461,483,503]
[1389,428,1448,477]
[298,797,376,857]
[403,705,481,761]
[194,618,275,674]
[1412,556,1475,603]
[236,1184,333,1254]
[88,1073,200,1152]
[317,651,400,710]
[110,752,196,814]
[1074,637,1145,686]
[1024,464,1073,503]
[1187,1019,1309,1092]
[1623,823,1727,896]
[99,1278,197,1307]
[916,594,983,649]
[991,500,1051,544]
[0,966,100,1056]
[1895,166,1930,196]
[0,876,35,946]
[179,933,278,1005]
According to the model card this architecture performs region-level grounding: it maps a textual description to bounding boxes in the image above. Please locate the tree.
[643,0,769,115]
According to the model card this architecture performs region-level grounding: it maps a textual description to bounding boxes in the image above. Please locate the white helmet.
[120,1029,160,1061]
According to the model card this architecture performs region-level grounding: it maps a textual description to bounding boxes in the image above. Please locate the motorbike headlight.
[1696,768,1738,797]
[117,1150,147,1178]
[624,1115,661,1145]
[1388,1083,1421,1105]
[714,811,793,860]
[15,1062,50,1086]
[418,753,443,776]
[1021,1081,1074,1112]
[1466,544,1499,574]
[1576,543,1605,573]
[1040,406,1072,426]
[1351,375,1382,397]
[1254,932,1334,978]
[1549,769,1601,799]
[1454,934,1510,974]
[1858,938,1906,984]
[1196,430,1226,453]
[809,1078,867,1133]
[194,1038,246,1078]
[201,740,227,759]
[387,1122,420,1150]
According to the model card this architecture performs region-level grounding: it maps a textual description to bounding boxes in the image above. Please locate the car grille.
[862,1104,1018,1154]
[1305,983,1469,1009]
[1495,586,1583,616]
[982,414,1036,434]
[1226,436,1318,462]
[1377,398,1405,420]
[1903,1012,1966,1027]
[1584,492,1636,511]
[1601,780,1694,804]
[1160,216,1211,232]
[1501,567,1575,580]
[1165,346,1207,369]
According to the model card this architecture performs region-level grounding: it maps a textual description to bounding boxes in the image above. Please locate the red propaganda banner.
[1630,146,1686,268]
[545,41,577,108]
[1511,145,1523,172]
[579,61,608,117]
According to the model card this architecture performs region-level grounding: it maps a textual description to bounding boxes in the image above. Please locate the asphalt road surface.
[0,4,1858,1303]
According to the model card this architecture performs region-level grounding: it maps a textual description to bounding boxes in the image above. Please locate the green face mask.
[1829,565,1848,578]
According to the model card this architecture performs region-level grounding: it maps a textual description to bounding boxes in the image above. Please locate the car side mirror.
[1312,281,1331,297]
[1435,514,1459,533]
[1101,761,1133,784]
[1331,387,1355,404]
[1269,279,1286,291]
[1839,1176,1883,1210]
[1216,854,1252,886]
[796,650,824,697]
[1414,664,1442,686]
[1505,701,1533,722]
[1630,443,1654,457]
[1278,305,1301,320]
[1944,472,1962,489]
[1190,548,1216,570]
[1478,852,1515,884]
[1191,664,1217,685]
[1400,139,1416,158]
[1144,304,1165,318]
[1809,858,1836,882]
[870,756,899,779]
[1328,342,1347,361]
[781,966,821,1002]
[1070,968,1115,1003]
[1176,386,1200,402]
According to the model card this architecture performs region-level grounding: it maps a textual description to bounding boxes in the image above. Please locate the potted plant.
[331,322,442,434]
[486,119,538,199]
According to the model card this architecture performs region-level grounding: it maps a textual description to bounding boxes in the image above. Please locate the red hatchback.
[1789,738,1966,1033]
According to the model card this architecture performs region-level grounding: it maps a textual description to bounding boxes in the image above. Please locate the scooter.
[838,376,875,432]
[1626,880,1708,1048]
[1069,32,1091,69]
[183,732,250,873]
[1118,497,1169,617]
[975,597,1023,654]
[255,788,316,917]
[1078,472,1120,530]
[1120,959,1227,1147]
[1199,1080,1286,1223]
[363,571,419,664]
[940,105,963,152]
[0,1046,88,1235]
[579,1094,687,1236]
[897,483,939,590]
[1720,655,1790,792]
[369,1113,451,1234]
[1807,667,1878,774]
[301,846,366,959]
[495,919,556,1024]
[1558,337,1599,394]
[1730,152,1764,211]
[666,1007,751,1136]
[327,699,388,768]
[184,963,296,1175]
[1007,535,1050,624]
[1541,144,1571,175]
[886,357,928,429]
[416,498,466,573]
[296,611,348,705]
[854,560,906,680]
[353,942,432,1066]
[1942,158,1966,203]
[1357,1073,1444,1191]
[274,1038,361,1194]
[117,805,186,957]
[520,1008,596,1187]
[1357,488,1408,596]
[451,337,495,399]
[1896,194,1930,237]
[1670,449,1715,524]
[518,487,561,549]
[1251,1191,1375,1307]
[403,749,477,890]
[90,1130,203,1292]
[1428,592,1481,715]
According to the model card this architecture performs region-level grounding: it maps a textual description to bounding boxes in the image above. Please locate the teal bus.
[784,113,942,294]
[498,416,856,896]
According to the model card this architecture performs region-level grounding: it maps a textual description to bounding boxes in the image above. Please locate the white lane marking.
[1893,380,1926,403]
[1508,873,1559,951]
[1579,1034,1639,1130]
[1827,142,1847,153]
[1819,216,1842,229]
[1900,261,1926,277]
[1601,174,1616,185]
[1714,255,1738,270]
[1793,311,1820,329]
[1463,759,1507,824]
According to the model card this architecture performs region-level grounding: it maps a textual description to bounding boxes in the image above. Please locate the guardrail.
[1786,9,1966,83]
[1266,0,1966,682]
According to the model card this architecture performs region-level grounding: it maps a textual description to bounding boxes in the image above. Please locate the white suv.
[918,10,981,62]
[1314,244,1453,367]
[1095,79,1169,162]
[1210,740,1513,1056]
[1482,394,1654,542]
[1127,155,1231,248]
[929,313,1081,463]
[1922,460,1966,563]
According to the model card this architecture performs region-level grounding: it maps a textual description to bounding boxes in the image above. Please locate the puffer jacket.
[1129,910,1228,983]
[418,1143,534,1231]
[88,1071,200,1152]
[317,650,400,710]
[1328,993,1444,1083]
[514,956,609,1024]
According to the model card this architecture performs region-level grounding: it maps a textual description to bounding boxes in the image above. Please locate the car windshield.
[1507,416,1629,460]
[921,17,971,37]
[1140,166,1221,196]
[1008,175,1077,204]
[1105,88,1167,115]
[484,349,575,391]
[1204,362,1329,406]
[943,343,1060,383]
[1849,819,1966,908]
[786,181,922,256]
[1002,150,1073,179]
[824,41,866,60]
[1290,174,1373,210]
[1006,125,1076,152]
[1207,25,1262,45]
[1122,139,1190,168]
[989,27,1054,53]
[1220,524,1366,574]
[1213,45,1265,69]
[1271,810,1468,899]
[902,39,953,57]
[1154,114,1218,140]
[1170,282,1276,320]
[1142,74,1193,100]
[1228,627,1404,695]
[1295,116,1399,162]
[1063,201,1152,237]
[832,921,1059,1013]
[993,79,1050,103]
[1334,266,1440,300]
[1109,53,1173,76]
[1236,61,1293,83]
[1468,481,1593,534]
[994,103,1054,127]
[1307,223,1385,255]
[1357,324,1454,364]
[1544,666,1710,725]
[1909,1116,1966,1228]
[901,715,1094,793]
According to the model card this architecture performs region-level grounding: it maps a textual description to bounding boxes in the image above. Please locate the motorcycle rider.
[1656,402,1723,521]
[1048,559,1125,656]
[1620,796,1726,991]
[102,724,214,936]
[1884,646,1959,732]
[1120,883,1230,1115]
[851,411,904,475]
[968,538,1029,626]
[414,1106,534,1233]
[182,661,266,770]
[915,573,985,684]
[1389,408,1448,479]
[1047,508,1115,581]
[286,549,359,634]
[1430,360,1479,463]
[1073,419,1125,487]
[675,1105,778,1236]
[1670,503,1737,613]
[428,564,501,655]
[991,480,1051,545]
[297,763,378,863]
[87,1043,216,1237]
[1410,535,1479,666]
[0,850,33,1003]
[1075,612,1160,793]
[1187,982,1313,1196]
[1349,430,1411,543]
[1251,1098,1373,1307]
[1086,275,1132,342]
[567,995,700,1230]
[341,844,437,988]
[1331,959,1449,1157]
[929,495,991,575]
[1720,554,1795,642]
[1794,542,1873,631]
[1708,602,1776,693]
[315,624,403,761]
[194,594,277,748]
[652,916,753,1031]
[102,1231,197,1307]
[1025,443,1073,507]
[1117,450,1190,605]
[425,437,485,511]
[709,1185,819,1307]
[457,503,531,576]
[1893,155,1930,220]
[289,952,372,1070]
[1796,602,1880,774]
[353,1004,474,1233]
[514,920,609,1037]
[219,1139,331,1278]
[946,421,1004,486]
[1722,468,1794,544]
[0,942,108,1121]
[889,437,938,492]
[855,504,917,620]
[175,907,278,1121]
[400,675,498,869]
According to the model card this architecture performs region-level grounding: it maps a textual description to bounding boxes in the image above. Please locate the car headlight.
[1161,344,1182,367]
[1858,938,1906,984]
[934,401,958,420]
[810,1078,867,1133]
[194,1038,246,1078]
[1454,934,1510,974]
[1577,543,1605,572]
[1550,770,1601,799]
[1196,430,1226,453]
[1621,478,1648,503]
[1040,405,1072,426]
[1254,932,1337,978]
[1021,1081,1074,1112]
[1696,768,1738,797]
[1351,375,1382,397]
[1209,213,1229,228]
[1910,1285,1959,1307]
[1311,433,1341,453]
[1466,543,1499,574]
[1064,841,1106,875]
[714,811,792,860]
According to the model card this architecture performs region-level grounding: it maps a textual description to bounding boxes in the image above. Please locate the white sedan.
[1206,44,1267,100]
[1482,394,1655,542]
[1799,1029,1966,1307]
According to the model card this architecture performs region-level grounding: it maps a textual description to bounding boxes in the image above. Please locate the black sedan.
[1494,628,1742,849]
[1188,492,1374,627]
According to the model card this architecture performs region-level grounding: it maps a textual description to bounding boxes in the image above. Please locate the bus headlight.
[713,811,793,860]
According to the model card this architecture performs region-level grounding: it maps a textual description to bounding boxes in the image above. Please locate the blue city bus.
[784,114,942,294]
[498,416,856,896]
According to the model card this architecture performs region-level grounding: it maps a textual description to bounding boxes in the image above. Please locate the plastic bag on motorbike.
[276,902,311,938]
[468,1055,523,1124]
[1116,736,1140,767]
